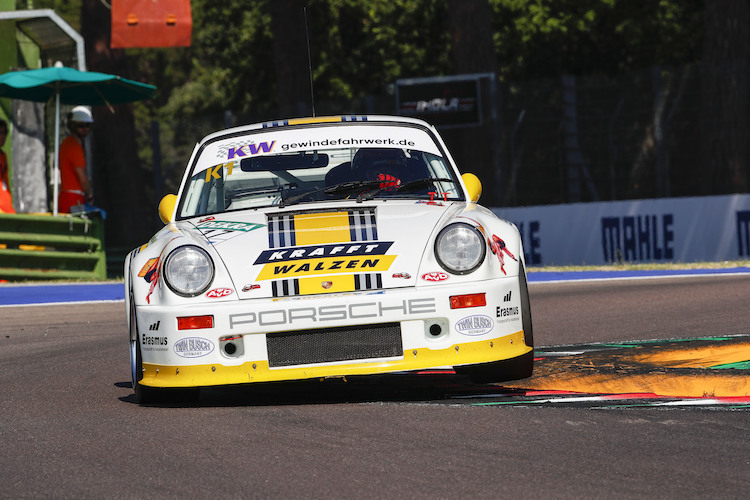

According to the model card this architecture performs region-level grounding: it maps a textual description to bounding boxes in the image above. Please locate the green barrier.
[0,212,106,281]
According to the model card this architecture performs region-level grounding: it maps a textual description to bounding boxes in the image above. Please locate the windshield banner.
[192,125,442,176]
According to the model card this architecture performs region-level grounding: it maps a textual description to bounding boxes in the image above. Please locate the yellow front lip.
[141,330,531,388]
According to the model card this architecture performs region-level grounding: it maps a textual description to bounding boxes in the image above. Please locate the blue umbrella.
[0,65,156,215]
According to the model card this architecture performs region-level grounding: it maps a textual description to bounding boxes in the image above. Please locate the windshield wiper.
[326,180,384,194]
[226,186,282,200]
[278,180,380,208]
[280,178,453,207]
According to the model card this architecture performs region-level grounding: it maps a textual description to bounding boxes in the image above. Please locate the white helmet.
[69,105,94,123]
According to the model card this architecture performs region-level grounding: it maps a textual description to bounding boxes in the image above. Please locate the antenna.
[304,7,316,117]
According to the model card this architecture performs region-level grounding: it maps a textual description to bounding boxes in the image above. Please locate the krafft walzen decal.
[255,208,395,296]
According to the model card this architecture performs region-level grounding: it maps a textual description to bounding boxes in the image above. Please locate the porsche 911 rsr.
[125,115,533,403]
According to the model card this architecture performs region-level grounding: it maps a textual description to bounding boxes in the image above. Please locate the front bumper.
[136,278,530,388]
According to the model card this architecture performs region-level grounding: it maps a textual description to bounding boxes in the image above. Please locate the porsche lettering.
[229,298,436,328]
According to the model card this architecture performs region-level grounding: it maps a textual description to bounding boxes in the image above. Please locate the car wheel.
[519,261,533,349]
[132,333,161,404]
[129,295,162,404]
[454,262,534,383]
[133,335,200,404]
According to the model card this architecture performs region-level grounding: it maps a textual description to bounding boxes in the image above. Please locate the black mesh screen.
[266,323,402,367]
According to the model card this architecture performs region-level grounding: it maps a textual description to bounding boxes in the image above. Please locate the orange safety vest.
[58,135,87,213]
[0,149,14,214]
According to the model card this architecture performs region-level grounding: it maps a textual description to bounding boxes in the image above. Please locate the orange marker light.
[177,315,214,330]
[449,293,486,309]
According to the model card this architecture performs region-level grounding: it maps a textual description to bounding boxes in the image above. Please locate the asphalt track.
[1,271,749,498]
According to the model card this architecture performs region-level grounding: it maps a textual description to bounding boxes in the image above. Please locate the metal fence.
[0,212,106,281]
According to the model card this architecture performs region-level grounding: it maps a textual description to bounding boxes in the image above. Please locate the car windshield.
[177,123,463,218]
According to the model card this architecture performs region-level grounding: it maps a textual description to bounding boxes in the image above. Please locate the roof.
[199,115,436,144]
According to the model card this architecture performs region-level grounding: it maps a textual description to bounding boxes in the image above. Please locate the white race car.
[125,115,533,403]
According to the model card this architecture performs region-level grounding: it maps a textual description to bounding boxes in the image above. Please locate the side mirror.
[461,173,482,202]
[158,194,177,224]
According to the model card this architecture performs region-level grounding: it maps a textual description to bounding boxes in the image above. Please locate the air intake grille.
[267,323,402,367]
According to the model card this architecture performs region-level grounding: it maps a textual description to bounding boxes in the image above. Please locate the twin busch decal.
[206,288,233,298]
[174,337,215,358]
[455,315,494,336]
[421,271,449,282]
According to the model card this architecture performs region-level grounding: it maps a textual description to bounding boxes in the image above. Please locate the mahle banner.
[492,194,750,266]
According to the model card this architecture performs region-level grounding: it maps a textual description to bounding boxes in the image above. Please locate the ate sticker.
[421,272,449,282]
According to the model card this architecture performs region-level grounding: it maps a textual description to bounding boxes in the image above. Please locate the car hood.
[185,201,459,299]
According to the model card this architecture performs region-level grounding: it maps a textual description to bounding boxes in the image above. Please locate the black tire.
[130,291,199,404]
[454,262,534,383]
[129,293,159,404]
[133,336,200,404]
[133,334,161,404]
[519,261,533,349]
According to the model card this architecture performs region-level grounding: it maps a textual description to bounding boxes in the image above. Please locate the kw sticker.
[215,140,276,160]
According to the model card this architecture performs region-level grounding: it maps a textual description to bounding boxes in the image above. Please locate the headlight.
[434,223,486,274]
[163,246,215,297]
